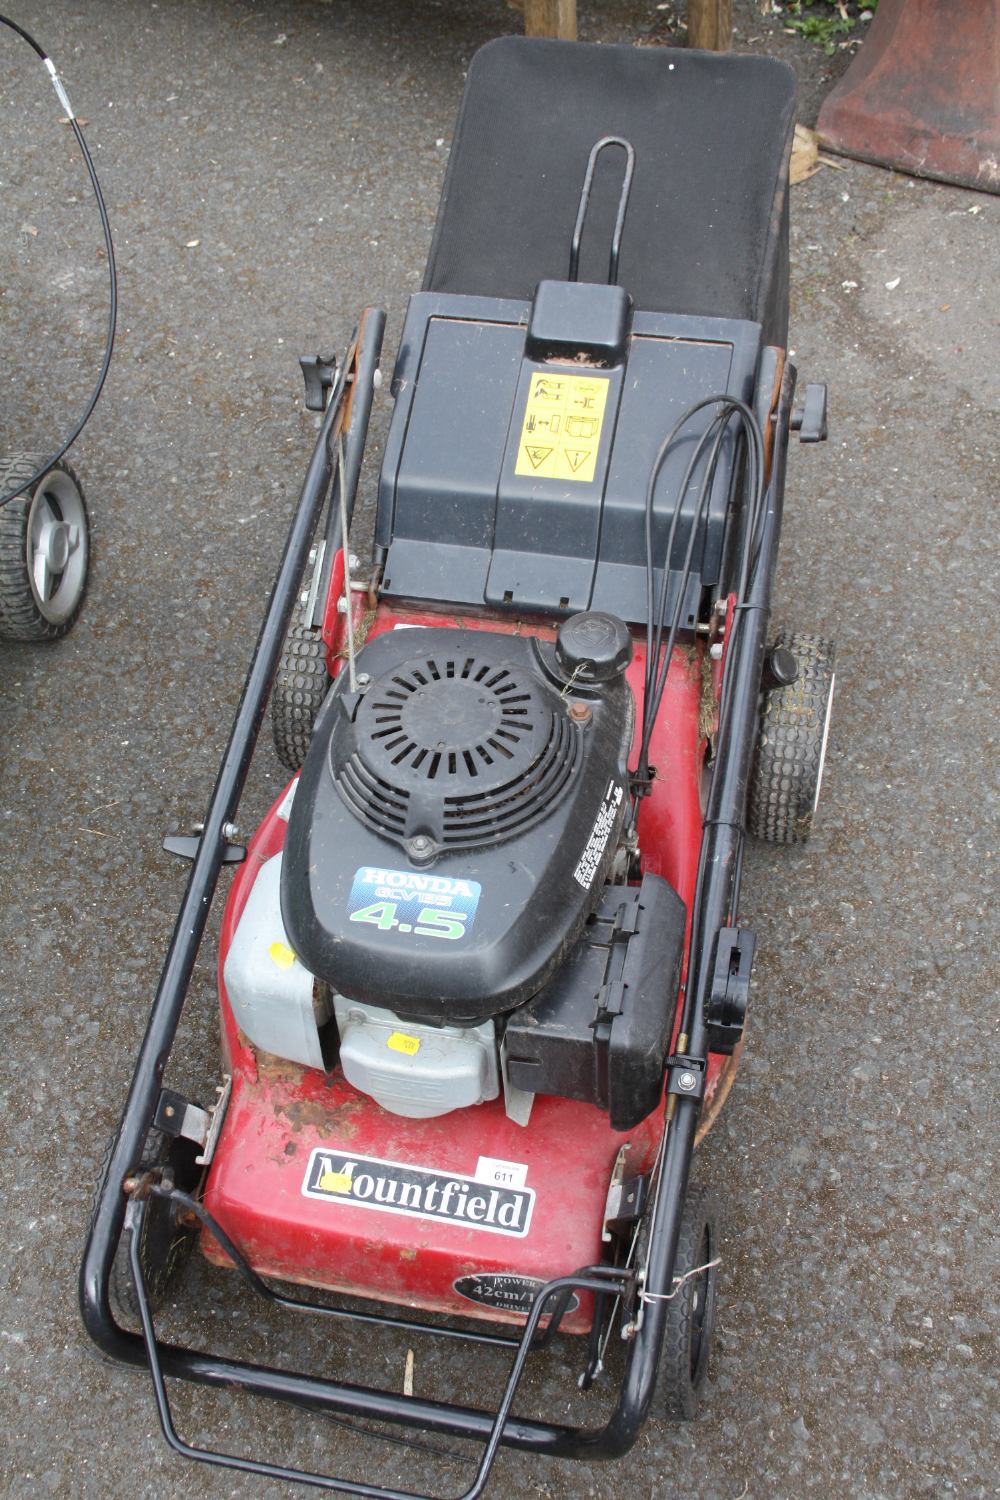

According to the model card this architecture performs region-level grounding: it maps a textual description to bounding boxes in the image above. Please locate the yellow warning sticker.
[514,372,610,485]
[268,941,296,970]
[387,1031,421,1057]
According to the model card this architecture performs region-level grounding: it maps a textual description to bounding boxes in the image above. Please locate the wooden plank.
[523,0,578,41]
[687,0,733,50]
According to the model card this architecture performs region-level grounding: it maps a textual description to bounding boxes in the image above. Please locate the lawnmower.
[82,36,835,1497]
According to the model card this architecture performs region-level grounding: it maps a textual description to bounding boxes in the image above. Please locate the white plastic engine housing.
[333,998,499,1119]
[223,853,331,1070]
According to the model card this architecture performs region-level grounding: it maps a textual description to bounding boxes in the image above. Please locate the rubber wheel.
[272,621,330,771]
[748,630,836,845]
[106,1129,200,1328]
[658,1182,719,1421]
[0,454,90,640]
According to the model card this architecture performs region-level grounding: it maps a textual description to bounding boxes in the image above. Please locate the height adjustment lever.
[299,354,339,413]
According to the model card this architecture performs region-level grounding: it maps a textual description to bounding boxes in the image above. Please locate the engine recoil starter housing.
[281,625,633,1024]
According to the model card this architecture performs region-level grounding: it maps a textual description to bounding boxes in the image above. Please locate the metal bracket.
[299,353,339,412]
[302,537,326,628]
[704,926,756,1055]
[602,1162,650,1241]
[196,1075,232,1166]
[154,1089,211,1147]
[601,1144,629,1242]
[153,1075,232,1166]
[665,1053,707,1101]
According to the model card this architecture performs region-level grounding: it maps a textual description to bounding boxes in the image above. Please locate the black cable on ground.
[0,15,117,508]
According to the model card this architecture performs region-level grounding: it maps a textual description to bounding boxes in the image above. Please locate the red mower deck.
[206,617,718,1333]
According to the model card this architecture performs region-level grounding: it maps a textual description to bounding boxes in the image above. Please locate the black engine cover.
[281,628,633,1024]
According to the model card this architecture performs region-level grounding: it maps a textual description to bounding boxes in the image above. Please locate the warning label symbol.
[514,373,610,484]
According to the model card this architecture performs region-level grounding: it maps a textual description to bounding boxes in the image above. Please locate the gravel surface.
[1,3,997,1497]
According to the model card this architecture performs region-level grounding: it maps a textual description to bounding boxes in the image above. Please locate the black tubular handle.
[568,136,636,286]
[79,308,385,1363]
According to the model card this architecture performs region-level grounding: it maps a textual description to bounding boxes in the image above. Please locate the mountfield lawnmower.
[82,37,835,1497]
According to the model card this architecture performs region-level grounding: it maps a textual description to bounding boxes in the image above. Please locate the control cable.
[0,15,117,507]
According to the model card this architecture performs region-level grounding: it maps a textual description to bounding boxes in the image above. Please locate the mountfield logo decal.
[302,1149,534,1238]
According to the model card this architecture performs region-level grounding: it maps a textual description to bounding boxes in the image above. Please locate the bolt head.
[679,1071,697,1092]
[709,642,723,661]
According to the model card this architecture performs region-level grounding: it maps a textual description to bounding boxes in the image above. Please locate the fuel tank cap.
[555,611,632,684]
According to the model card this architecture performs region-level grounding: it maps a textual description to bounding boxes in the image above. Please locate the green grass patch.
[782,1,877,55]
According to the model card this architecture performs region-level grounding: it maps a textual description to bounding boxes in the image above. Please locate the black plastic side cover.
[503,875,686,1130]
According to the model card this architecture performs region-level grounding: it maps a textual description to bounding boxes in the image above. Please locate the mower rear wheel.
[272,621,330,770]
[657,1182,719,1421]
[107,1129,201,1327]
[0,454,90,640]
[749,630,836,844]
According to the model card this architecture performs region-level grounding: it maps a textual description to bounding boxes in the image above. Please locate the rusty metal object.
[695,1034,744,1146]
[122,1169,158,1199]
[761,347,785,484]
[817,0,1000,195]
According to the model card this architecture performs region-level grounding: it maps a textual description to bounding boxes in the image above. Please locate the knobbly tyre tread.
[658,1181,718,1421]
[0,453,89,641]
[748,630,836,845]
[271,621,330,771]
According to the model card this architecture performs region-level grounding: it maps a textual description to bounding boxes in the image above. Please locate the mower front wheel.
[272,620,330,770]
[657,1182,719,1421]
[0,454,90,641]
[107,1130,201,1327]
[749,630,836,844]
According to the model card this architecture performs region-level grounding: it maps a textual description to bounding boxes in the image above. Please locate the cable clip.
[665,1053,706,1101]
[638,1257,721,1305]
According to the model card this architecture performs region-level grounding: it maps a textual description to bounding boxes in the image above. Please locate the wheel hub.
[39,518,73,576]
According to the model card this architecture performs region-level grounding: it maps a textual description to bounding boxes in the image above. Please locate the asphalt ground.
[0,3,997,1496]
